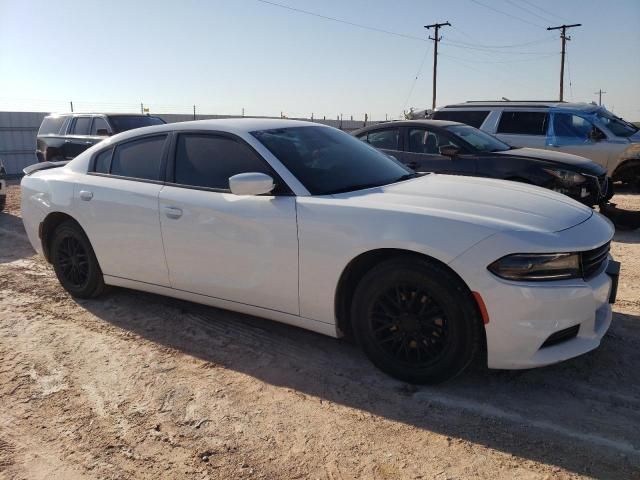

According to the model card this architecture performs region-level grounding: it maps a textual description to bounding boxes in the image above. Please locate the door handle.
[84,141,93,144]
[163,206,183,219]
[79,190,93,201]
[64,140,71,143]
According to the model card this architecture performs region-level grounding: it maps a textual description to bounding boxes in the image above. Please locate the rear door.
[73,134,170,286]
[399,127,477,175]
[494,110,549,148]
[158,132,299,314]
[356,127,404,161]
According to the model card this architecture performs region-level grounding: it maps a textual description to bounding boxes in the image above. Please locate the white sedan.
[21,119,619,383]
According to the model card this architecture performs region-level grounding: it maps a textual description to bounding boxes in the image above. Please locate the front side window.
[91,117,110,136]
[71,117,92,135]
[431,110,490,129]
[497,111,548,135]
[110,135,167,180]
[363,129,400,150]
[174,134,274,190]
[445,125,511,153]
[252,126,413,195]
[553,113,599,139]
[407,128,459,154]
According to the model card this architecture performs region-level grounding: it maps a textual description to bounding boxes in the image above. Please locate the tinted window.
[108,115,165,133]
[252,126,413,195]
[497,111,548,135]
[38,116,67,135]
[445,125,511,152]
[93,148,113,173]
[175,135,272,190]
[407,128,459,154]
[111,135,167,180]
[431,110,490,128]
[91,117,110,136]
[71,117,92,135]
[364,129,399,150]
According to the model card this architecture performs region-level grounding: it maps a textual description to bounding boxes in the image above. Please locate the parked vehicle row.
[352,120,612,207]
[430,101,640,188]
[36,113,165,163]
[21,119,619,383]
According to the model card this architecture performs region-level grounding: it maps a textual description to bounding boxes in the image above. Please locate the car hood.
[334,174,593,233]
[494,148,605,175]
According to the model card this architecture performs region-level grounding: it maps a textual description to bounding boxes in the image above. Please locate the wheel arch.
[40,212,84,263]
[334,248,486,346]
[611,158,640,183]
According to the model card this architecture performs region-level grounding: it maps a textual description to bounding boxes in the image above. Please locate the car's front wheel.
[351,257,483,384]
[50,220,106,298]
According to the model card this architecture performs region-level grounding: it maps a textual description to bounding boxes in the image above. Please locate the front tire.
[351,257,483,384]
[50,220,106,298]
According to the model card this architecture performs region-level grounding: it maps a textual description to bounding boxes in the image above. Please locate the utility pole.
[140,102,144,114]
[547,23,581,102]
[594,89,606,106]
[69,101,74,112]
[425,21,451,111]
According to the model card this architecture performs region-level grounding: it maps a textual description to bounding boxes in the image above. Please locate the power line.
[519,0,572,23]
[440,52,558,64]
[440,40,555,54]
[402,45,432,111]
[443,33,556,49]
[253,0,426,42]
[470,0,546,28]
[504,0,557,24]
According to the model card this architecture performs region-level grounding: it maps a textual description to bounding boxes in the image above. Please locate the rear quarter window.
[431,110,490,129]
[38,116,67,135]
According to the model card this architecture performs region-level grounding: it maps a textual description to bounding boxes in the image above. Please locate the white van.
[432,101,640,187]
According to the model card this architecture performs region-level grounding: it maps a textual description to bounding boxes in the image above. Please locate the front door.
[158,132,299,314]
[399,127,477,175]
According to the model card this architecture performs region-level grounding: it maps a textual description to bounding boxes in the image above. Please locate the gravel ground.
[1,182,639,480]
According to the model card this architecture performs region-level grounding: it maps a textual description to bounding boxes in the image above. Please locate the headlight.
[543,168,586,185]
[488,253,581,281]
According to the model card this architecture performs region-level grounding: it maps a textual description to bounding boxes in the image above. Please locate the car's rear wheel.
[351,257,483,384]
[0,195,5,212]
[51,220,106,298]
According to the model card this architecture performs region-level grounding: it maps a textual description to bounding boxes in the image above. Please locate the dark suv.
[36,113,165,162]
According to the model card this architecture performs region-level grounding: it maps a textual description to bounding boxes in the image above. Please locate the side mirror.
[229,172,275,196]
[439,145,460,157]
[588,127,605,142]
[96,129,110,136]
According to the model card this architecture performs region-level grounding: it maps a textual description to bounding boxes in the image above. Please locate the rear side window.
[362,129,399,150]
[497,111,548,135]
[431,110,489,129]
[71,117,92,135]
[93,148,113,174]
[174,134,273,190]
[111,135,167,181]
[38,116,66,135]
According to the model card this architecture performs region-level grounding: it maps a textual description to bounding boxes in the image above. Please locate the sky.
[1,0,639,121]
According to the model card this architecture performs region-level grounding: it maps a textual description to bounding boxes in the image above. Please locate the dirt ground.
[1,182,639,480]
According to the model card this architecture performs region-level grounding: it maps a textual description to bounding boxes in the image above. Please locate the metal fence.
[0,111,380,176]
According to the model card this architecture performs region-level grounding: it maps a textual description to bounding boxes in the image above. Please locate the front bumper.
[449,211,616,370]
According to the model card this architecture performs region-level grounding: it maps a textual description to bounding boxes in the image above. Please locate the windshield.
[252,126,414,195]
[445,125,511,152]
[595,109,638,137]
[108,115,165,133]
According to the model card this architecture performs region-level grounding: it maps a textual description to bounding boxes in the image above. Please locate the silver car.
[432,101,640,188]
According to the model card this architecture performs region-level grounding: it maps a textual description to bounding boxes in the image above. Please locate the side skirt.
[103,275,339,338]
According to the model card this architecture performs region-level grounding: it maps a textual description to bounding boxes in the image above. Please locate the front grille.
[541,324,580,348]
[581,242,610,279]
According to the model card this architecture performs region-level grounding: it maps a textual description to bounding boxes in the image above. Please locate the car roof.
[438,101,600,112]
[98,118,326,142]
[45,113,163,118]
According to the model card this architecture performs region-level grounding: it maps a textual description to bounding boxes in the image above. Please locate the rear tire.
[50,220,106,298]
[0,195,5,212]
[350,257,483,384]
